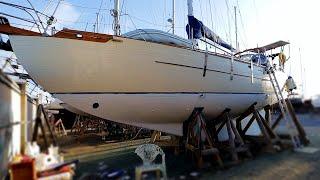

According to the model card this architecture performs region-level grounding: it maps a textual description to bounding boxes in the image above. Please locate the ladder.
[266,65,301,149]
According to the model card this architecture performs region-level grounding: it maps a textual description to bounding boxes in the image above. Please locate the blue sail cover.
[186,15,234,51]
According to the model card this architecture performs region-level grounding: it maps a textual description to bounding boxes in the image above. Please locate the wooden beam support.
[215,108,231,133]
[226,115,239,162]
[19,83,27,154]
[285,99,310,145]
[216,119,227,134]
[215,110,252,162]
[272,113,283,130]
[253,108,275,151]
[40,105,57,146]
[212,108,231,125]
[264,105,272,126]
[235,102,257,122]
[230,119,252,157]
[185,107,223,168]
[31,104,57,150]
[257,111,280,140]
[241,115,255,136]
[236,103,257,136]
[150,131,161,143]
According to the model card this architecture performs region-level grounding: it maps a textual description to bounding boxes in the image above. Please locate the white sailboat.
[0,0,289,135]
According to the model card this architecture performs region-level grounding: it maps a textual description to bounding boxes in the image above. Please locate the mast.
[234,6,239,52]
[187,0,194,16]
[299,48,304,98]
[112,0,121,36]
[172,0,175,34]
[95,13,99,33]
[43,0,61,35]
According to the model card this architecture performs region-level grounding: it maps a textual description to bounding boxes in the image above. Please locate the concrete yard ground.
[71,114,320,179]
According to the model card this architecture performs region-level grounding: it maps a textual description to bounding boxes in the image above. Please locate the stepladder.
[266,65,304,148]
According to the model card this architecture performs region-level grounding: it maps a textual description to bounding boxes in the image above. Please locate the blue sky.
[1,0,320,98]
[1,0,257,46]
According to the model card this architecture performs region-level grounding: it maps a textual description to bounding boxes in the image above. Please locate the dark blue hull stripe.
[154,60,270,81]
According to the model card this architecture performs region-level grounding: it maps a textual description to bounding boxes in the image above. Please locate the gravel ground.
[75,113,320,180]
[202,126,320,180]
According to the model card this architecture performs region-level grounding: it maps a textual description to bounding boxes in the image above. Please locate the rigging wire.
[236,0,248,49]
[94,0,104,33]
[29,0,54,31]
[0,1,50,18]
[28,0,174,32]
[119,0,125,33]
[197,0,204,22]
[26,0,46,31]
[252,0,260,44]
[71,8,84,30]
[41,0,109,10]
[123,14,170,28]
[120,0,125,14]
[151,2,158,32]
[183,0,186,38]
[163,0,167,31]
[224,0,232,46]
[210,0,228,42]
[208,0,215,30]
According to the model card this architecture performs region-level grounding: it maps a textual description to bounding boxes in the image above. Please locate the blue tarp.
[186,15,234,51]
[252,54,267,65]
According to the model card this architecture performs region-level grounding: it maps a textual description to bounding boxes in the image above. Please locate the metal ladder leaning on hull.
[266,65,301,149]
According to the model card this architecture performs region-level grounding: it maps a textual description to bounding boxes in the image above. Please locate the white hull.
[56,93,268,135]
[9,35,285,135]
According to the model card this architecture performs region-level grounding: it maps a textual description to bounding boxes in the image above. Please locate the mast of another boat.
[187,0,193,17]
[299,48,305,99]
[172,0,175,34]
[113,0,121,36]
[234,6,239,52]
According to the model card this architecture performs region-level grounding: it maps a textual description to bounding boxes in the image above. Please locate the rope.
[129,128,143,140]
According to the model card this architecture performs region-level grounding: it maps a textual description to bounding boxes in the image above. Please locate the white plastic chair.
[135,144,167,180]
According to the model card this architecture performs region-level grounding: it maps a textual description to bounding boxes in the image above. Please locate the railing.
[0,1,55,34]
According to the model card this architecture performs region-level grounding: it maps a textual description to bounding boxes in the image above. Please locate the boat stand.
[32,104,57,150]
[54,118,67,137]
[211,108,252,163]
[235,103,281,152]
[150,131,162,143]
[285,99,309,145]
[269,99,310,146]
[70,115,91,136]
[184,107,223,168]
